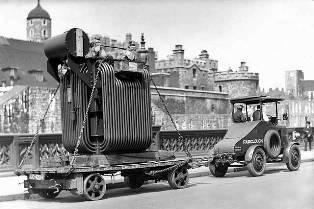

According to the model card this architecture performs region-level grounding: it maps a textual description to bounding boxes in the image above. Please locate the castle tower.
[26,0,51,42]
[214,62,259,98]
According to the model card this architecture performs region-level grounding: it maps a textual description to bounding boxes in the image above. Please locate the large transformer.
[44,28,152,154]
[17,28,193,201]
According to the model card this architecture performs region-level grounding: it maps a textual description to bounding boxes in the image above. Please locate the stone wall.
[151,86,230,130]
[179,67,211,90]
[28,87,61,134]
[152,67,212,91]
[0,87,61,134]
[214,71,259,98]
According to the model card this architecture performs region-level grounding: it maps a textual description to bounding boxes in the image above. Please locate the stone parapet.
[214,71,259,82]
[156,60,176,69]
[151,86,228,100]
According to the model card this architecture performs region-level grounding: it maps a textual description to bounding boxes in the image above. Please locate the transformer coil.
[60,62,152,154]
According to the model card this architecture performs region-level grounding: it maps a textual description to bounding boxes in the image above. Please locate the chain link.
[149,75,192,159]
[68,65,101,173]
[18,83,61,169]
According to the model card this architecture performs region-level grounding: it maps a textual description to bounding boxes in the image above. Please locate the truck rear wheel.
[167,166,189,189]
[247,147,266,177]
[209,162,228,177]
[286,145,301,171]
[83,173,106,201]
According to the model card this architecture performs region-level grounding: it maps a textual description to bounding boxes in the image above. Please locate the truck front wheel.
[247,147,266,177]
[286,145,301,171]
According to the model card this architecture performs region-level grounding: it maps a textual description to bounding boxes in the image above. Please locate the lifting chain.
[68,64,101,174]
[149,74,192,159]
[18,83,61,169]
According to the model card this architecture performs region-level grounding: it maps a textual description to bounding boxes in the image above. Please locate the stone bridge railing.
[0,127,304,172]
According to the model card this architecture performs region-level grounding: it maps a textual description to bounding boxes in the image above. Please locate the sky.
[1,0,314,90]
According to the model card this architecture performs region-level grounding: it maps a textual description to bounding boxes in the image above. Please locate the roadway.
[0,162,313,209]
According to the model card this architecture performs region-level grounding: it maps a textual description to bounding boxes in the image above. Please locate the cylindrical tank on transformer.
[44,28,90,59]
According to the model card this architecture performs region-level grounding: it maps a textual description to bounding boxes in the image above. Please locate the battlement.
[156,58,218,70]
[214,71,259,82]
[156,60,176,69]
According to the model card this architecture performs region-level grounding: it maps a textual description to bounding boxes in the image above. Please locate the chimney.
[173,44,184,65]
[199,50,209,60]
[9,68,18,79]
[140,33,146,50]
[239,61,248,71]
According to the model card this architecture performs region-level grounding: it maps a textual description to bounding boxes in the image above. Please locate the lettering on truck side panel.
[243,139,263,144]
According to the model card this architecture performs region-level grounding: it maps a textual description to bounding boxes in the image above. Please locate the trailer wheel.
[38,189,60,199]
[124,174,145,189]
[83,173,106,201]
[167,166,189,189]
[286,145,301,171]
[247,147,266,177]
[209,162,228,177]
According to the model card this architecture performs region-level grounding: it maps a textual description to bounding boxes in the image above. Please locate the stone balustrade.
[0,127,303,172]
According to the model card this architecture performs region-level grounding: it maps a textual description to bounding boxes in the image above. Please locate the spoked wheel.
[167,166,189,189]
[286,145,301,171]
[83,173,106,201]
[247,147,266,177]
[209,161,228,177]
[124,174,145,189]
[38,189,60,199]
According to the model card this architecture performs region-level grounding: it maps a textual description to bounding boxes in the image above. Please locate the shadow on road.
[25,165,298,203]
[27,182,193,203]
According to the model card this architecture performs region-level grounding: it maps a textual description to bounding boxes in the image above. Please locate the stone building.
[153,46,259,98]
[213,62,259,98]
[0,37,60,133]
[285,70,314,100]
[26,0,51,42]
[285,70,304,98]
[154,45,218,91]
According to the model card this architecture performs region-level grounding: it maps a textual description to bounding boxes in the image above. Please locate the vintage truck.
[208,96,301,177]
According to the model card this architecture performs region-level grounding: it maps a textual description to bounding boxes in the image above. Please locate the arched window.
[43,19,47,25]
[219,85,222,92]
[193,69,196,78]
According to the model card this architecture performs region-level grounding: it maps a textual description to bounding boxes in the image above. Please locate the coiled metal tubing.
[60,62,152,154]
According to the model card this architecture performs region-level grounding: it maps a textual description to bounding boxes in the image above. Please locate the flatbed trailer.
[16,155,209,201]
